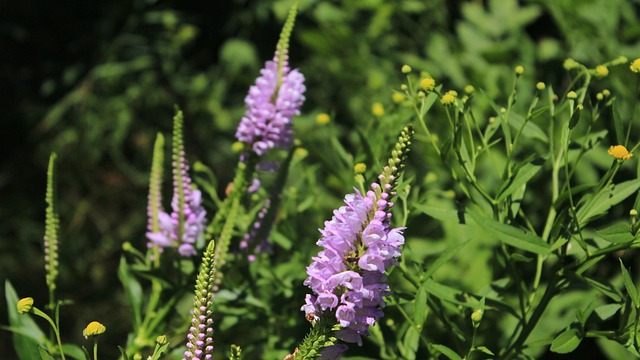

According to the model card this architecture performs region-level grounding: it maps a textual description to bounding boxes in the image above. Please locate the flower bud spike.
[44,153,60,306]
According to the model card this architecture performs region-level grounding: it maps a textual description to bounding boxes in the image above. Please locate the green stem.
[32,307,66,360]
[93,338,99,360]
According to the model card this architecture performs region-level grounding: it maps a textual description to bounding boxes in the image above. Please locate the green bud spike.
[276,1,299,85]
[173,110,187,242]
[44,152,60,304]
[148,133,165,234]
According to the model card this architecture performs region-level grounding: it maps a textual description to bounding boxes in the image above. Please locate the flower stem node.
[83,321,106,338]
[17,297,34,314]
[608,145,633,160]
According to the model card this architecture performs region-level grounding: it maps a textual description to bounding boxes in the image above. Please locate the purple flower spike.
[235,52,306,156]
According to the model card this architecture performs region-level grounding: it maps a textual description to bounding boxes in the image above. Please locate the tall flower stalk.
[146,110,207,257]
[295,126,414,359]
[183,239,217,360]
[146,133,165,266]
[44,152,60,311]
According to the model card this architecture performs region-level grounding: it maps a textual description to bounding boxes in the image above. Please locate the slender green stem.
[33,307,66,360]
[93,338,98,360]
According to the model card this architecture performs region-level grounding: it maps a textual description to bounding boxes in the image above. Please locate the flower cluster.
[301,126,413,346]
[147,112,207,257]
[235,53,306,156]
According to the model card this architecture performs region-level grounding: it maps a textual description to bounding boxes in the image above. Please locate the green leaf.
[413,203,460,223]
[431,344,463,360]
[576,180,640,226]
[117,257,143,330]
[5,280,47,360]
[509,112,549,143]
[581,276,622,302]
[619,259,640,308]
[550,325,582,354]
[596,224,635,244]
[497,157,545,202]
[474,346,494,355]
[595,304,621,321]
[38,347,55,360]
[612,100,626,146]
[424,241,469,279]
[61,344,86,360]
[468,212,549,254]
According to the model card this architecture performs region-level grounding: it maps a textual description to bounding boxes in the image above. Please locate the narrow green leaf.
[117,258,143,330]
[596,224,635,244]
[424,241,468,279]
[581,276,622,302]
[497,157,545,202]
[577,180,640,226]
[612,100,626,146]
[468,213,549,254]
[61,344,86,360]
[550,326,582,354]
[619,259,640,308]
[413,203,460,223]
[431,344,463,360]
[38,347,55,360]
[474,346,494,355]
[5,280,47,360]
[509,112,549,143]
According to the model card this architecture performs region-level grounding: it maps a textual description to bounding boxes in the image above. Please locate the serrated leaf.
[595,304,621,321]
[619,259,640,308]
[550,326,582,354]
[431,344,463,360]
[468,212,549,254]
[596,224,635,244]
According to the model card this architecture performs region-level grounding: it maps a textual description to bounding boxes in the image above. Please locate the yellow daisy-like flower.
[83,321,106,338]
[315,113,330,125]
[354,163,367,174]
[401,65,412,74]
[608,145,633,160]
[231,141,244,153]
[595,65,609,78]
[567,91,577,99]
[464,85,475,94]
[371,102,385,117]
[630,58,640,73]
[419,77,436,92]
[441,90,458,106]
[391,92,405,104]
[17,297,34,314]
[563,58,580,70]
[536,82,546,91]
[514,65,525,75]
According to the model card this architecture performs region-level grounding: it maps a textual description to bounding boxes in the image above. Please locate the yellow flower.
[596,93,604,101]
[401,65,412,74]
[536,82,546,91]
[630,58,640,73]
[567,91,577,99]
[608,145,633,160]
[83,321,106,338]
[631,209,638,216]
[602,89,611,97]
[17,297,34,314]
[391,92,405,104]
[371,102,385,117]
[514,65,525,75]
[464,85,475,94]
[563,58,580,70]
[419,77,436,92]
[441,90,457,106]
[231,141,244,153]
[156,335,169,345]
[595,65,609,78]
[471,309,484,323]
[294,147,308,159]
[354,163,367,174]
[315,113,330,125]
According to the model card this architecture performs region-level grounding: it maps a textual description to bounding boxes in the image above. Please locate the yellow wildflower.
[354,163,367,174]
[608,145,633,160]
[315,113,330,125]
[371,103,385,117]
[464,85,475,94]
[567,91,577,99]
[603,89,611,97]
[231,141,244,153]
[17,297,34,314]
[630,58,640,73]
[419,77,436,92]
[441,90,457,106]
[83,321,106,338]
[596,93,604,101]
[515,65,524,75]
[401,65,412,74]
[563,58,580,70]
[392,92,405,103]
[536,82,546,91]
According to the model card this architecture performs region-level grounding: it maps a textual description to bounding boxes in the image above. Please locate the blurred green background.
[2,0,640,358]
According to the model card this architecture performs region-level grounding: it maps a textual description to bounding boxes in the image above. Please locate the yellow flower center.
[392,92,405,104]
[419,77,436,92]
[441,90,458,106]
[354,163,367,174]
[315,113,330,125]
[608,145,633,160]
[371,103,385,117]
[630,58,640,73]
[595,65,609,78]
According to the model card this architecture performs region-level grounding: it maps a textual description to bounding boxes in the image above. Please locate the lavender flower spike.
[235,52,306,156]
[147,111,207,257]
[235,2,305,156]
[301,126,414,353]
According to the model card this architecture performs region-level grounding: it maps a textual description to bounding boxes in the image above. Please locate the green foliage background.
[2,0,640,358]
